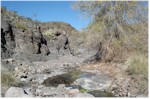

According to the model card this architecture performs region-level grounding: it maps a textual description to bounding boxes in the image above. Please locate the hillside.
[41,21,77,34]
[1,7,78,60]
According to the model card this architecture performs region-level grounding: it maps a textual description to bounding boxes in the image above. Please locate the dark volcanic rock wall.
[1,7,77,60]
[1,7,50,60]
[14,26,50,56]
[43,30,73,55]
[1,20,16,59]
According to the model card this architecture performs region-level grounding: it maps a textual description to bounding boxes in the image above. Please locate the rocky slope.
[1,7,78,61]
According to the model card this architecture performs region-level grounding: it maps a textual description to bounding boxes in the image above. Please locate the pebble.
[57,84,65,89]
[15,67,19,71]
[73,93,94,97]
[20,78,27,82]
[67,89,80,95]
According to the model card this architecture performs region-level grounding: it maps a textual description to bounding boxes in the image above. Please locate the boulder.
[47,31,72,55]
[41,44,50,55]
[74,74,112,90]
[67,89,80,95]
[5,87,31,97]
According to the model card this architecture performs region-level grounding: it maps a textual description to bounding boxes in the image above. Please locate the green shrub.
[79,88,88,93]
[15,22,27,30]
[44,30,55,39]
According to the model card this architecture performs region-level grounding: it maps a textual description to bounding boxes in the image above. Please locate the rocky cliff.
[1,7,77,61]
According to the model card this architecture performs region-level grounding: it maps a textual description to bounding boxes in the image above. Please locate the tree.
[72,1,148,41]
[72,1,148,63]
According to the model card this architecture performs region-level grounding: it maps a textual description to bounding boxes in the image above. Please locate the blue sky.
[1,1,91,30]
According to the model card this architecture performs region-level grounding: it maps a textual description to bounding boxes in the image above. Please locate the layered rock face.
[1,21,50,60]
[1,7,76,60]
[44,30,72,55]
[14,26,50,56]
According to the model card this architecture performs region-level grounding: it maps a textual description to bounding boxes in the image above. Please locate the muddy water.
[42,70,114,97]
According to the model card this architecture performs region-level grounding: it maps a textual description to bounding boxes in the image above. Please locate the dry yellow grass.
[1,70,21,88]
[126,53,148,78]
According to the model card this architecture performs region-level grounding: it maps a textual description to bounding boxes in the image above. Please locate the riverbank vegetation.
[72,1,148,94]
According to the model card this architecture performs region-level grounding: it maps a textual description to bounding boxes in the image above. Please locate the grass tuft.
[126,53,148,94]
[43,30,55,39]
[1,71,20,87]
[15,22,27,30]
[126,53,148,78]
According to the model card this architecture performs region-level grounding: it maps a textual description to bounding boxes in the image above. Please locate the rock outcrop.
[83,42,114,63]
[1,8,49,60]
[45,30,72,55]
[1,20,16,59]
[14,26,50,56]
[1,7,76,61]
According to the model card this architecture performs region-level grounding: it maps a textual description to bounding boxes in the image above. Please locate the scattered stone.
[67,89,80,95]
[73,93,94,97]
[57,84,65,89]
[20,78,27,82]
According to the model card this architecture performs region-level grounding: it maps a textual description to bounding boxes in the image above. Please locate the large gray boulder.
[74,74,112,91]
[5,87,32,97]
[54,32,71,55]
[44,30,72,55]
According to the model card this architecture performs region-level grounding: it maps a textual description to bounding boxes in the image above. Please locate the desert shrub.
[1,71,18,87]
[27,17,33,21]
[44,30,55,39]
[72,31,86,45]
[15,22,27,30]
[85,31,102,49]
[79,88,88,93]
[72,1,148,59]
[1,70,24,88]
[126,53,148,94]
[126,53,148,79]
[139,78,148,94]
[142,80,148,94]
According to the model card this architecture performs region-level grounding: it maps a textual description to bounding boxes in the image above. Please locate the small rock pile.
[5,84,94,97]
[108,76,143,97]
